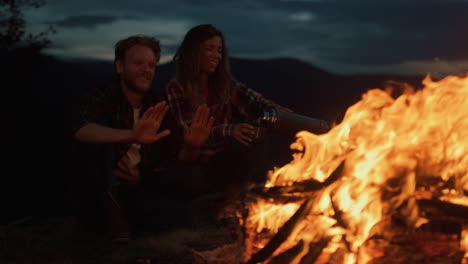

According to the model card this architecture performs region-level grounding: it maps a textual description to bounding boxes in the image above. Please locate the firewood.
[268,240,305,264]
[246,199,314,264]
[249,160,346,201]
[244,161,346,264]
[245,193,306,205]
[298,237,332,264]
[326,247,347,264]
[418,199,468,220]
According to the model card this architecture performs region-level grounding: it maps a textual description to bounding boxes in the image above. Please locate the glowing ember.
[462,225,468,260]
[244,75,468,263]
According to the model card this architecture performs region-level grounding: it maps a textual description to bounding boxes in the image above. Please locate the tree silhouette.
[0,0,55,53]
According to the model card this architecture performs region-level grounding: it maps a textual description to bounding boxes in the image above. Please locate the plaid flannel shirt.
[72,80,179,177]
[166,79,279,162]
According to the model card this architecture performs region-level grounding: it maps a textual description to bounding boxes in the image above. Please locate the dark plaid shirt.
[166,79,280,162]
[72,80,179,175]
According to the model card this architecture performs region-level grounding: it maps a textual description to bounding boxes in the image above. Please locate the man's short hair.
[114,35,161,64]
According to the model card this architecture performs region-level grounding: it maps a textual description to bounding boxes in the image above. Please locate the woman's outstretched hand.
[232,123,256,145]
[183,104,215,149]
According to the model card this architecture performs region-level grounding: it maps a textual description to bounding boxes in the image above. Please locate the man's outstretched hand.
[133,101,171,144]
[183,104,214,149]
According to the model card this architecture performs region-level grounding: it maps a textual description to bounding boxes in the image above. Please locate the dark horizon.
[50,53,432,78]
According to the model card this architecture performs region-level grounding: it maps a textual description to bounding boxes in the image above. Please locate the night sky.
[25,0,468,75]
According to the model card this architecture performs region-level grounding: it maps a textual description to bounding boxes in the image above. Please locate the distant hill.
[2,54,425,223]
[8,55,423,121]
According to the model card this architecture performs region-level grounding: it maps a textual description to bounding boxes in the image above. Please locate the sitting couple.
[72,24,288,241]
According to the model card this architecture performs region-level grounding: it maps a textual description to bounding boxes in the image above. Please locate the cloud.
[46,45,115,60]
[290,11,316,22]
[159,54,174,64]
[379,59,468,76]
[47,15,121,28]
[328,58,468,76]
[43,16,192,62]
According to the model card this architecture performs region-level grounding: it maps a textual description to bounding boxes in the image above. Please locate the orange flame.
[246,75,468,263]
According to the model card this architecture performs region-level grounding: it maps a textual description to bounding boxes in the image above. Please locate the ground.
[0,216,233,264]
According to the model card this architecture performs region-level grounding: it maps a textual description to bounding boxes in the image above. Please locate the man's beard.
[122,77,150,95]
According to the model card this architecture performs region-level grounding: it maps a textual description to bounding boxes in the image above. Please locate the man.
[72,35,213,242]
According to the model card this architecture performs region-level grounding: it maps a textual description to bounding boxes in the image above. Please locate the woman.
[166,24,287,202]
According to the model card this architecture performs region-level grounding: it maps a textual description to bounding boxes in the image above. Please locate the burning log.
[418,199,468,220]
[327,247,348,264]
[250,160,346,201]
[264,237,332,264]
[246,199,314,264]
[268,240,305,264]
[298,237,332,264]
[244,161,346,263]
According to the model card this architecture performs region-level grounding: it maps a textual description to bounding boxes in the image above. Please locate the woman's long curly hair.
[174,24,234,115]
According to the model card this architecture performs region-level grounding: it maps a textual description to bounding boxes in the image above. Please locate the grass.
[0,216,232,264]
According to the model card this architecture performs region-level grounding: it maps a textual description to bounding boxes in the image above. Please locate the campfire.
[195,75,468,264]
